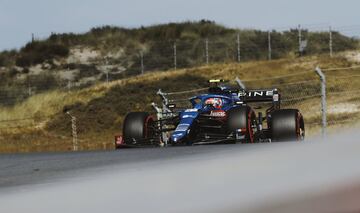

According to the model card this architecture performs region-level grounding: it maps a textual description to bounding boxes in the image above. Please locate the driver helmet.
[205,98,223,109]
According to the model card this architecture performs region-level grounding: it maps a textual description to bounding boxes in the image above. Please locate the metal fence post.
[205,38,209,65]
[298,24,302,56]
[174,42,177,70]
[27,76,32,96]
[106,71,109,84]
[67,80,71,92]
[28,84,32,96]
[329,26,333,57]
[104,57,109,84]
[315,67,327,137]
[140,51,144,74]
[66,112,78,151]
[237,33,241,63]
[268,30,272,60]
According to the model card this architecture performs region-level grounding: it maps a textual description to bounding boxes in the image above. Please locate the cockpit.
[190,95,233,110]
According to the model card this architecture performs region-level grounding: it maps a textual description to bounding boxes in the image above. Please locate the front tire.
[270,109,305,142]
[123,112,154,144]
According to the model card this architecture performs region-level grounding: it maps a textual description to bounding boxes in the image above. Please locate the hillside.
[0,21,358,106]
[0,53,360,153]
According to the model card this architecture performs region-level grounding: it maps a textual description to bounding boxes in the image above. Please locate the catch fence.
[155,66,360,137]
[0,65,359,151]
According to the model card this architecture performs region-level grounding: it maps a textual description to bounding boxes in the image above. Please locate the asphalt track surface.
[0,143,264,189]
[0,131,360,213]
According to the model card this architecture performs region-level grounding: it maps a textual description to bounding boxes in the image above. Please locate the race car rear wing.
[238,89,281,108]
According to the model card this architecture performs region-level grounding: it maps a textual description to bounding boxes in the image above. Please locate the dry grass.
[0,82,114,129]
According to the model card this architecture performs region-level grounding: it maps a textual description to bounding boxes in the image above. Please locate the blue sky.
[1,0,360,50]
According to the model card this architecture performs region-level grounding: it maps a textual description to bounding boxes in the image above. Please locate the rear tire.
[123,112,154,144]
[227,106,256,143]
[270,109,305,142]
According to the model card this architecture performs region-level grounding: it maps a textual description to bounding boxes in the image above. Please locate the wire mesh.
[241,74,323,132]
[325,67,360,128]
[0,28,359,151]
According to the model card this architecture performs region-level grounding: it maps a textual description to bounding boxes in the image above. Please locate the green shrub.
[16,41,69,67]
[0,56,4,67]
[0,50,17,67]
[3,21,360,74]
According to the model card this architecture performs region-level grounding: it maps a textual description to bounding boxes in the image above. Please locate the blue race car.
[119,80,305,147]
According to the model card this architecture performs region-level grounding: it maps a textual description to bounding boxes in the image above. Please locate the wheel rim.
[296,112,305,141]
[247,111,256,143]
[144,116,155,139]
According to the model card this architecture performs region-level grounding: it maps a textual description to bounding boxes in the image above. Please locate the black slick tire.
[123,112,154,144]
[270,109,305,142]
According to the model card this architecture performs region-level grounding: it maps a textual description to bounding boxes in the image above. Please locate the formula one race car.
[117,79,305,147]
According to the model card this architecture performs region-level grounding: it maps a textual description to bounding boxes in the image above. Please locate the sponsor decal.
[273,94,279,102]
[247,90,274,97]
[185,109,198,112]
[175,124,190,132]
[182,115,196,119]
[238,91,246,97]
[210,110,226,117]
[173,133,184,137]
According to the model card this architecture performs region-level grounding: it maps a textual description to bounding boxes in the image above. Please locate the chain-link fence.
[241,67,360,135]
[1,25,358,106]
[239,71,323,134]
[0,23,360,152]
[0,65,360,152]
[323,66,360,129]
[154,67,360,137]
